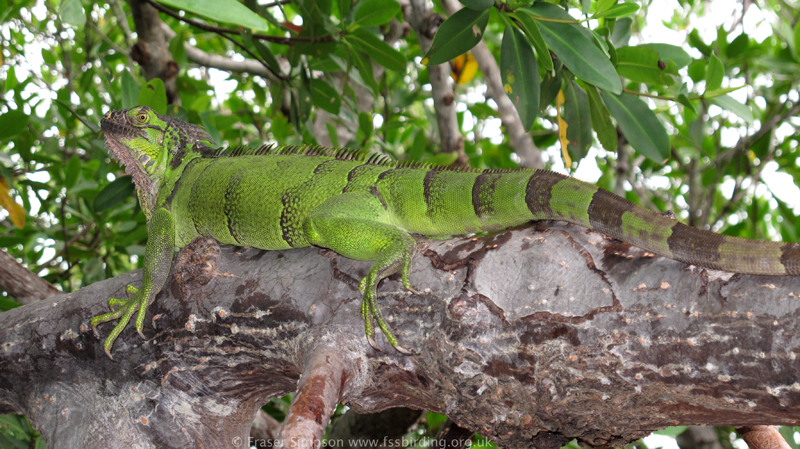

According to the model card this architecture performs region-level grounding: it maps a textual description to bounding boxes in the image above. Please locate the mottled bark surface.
[0,223,798,449]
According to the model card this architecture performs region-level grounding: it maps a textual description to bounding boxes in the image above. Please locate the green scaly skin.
[91,106,800,358]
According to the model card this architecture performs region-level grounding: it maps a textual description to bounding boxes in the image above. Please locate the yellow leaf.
[0,178,25,229]
[556,90,572,167]
[450,52,479,85]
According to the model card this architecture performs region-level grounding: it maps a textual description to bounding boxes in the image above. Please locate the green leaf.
[654,426,688,437]
[539,67,562,109]
[676,93,696,113]
[610,17,632,46]
[563,80,592,161]
[704,85,744,98]
[354,0,401,26]
[409,129,427,160]
[424,8,490,65]
[500,24,539,130]
[727,33,749,59]
[615,46,677,85]
[0,297,21,312]
[339,0,353,22]
[350,47,380,94]
[511,12,553,72]
[357,111,373,143]
[200,111,223,145]
[591,2,638,19]
[595,0,616,14]
[585,84,617,152]
[4,66,17,92]
[705,54,724,92]
[137,78,167,114]
[688,29,711,56]
[347,29,406,71]
[310,79,342,114]
[94,176,136,212]
[601,91,669,162]
[687,59,707,83]
[0,415,28,440]
[793,21,800,60]
[779,427,800,449]
[326,122,340,148]
[59,0,86,26]
[252,40,282,75]
[710,94,754,125]
[65,155,81,189]
[643,43,691,69]
[523,4,621,94]
[168,31,187,65]
[0,109,29,141]
[426,152,459,167]
[155,0,270,32]
[459,0,493,11]
[121,70,140,109]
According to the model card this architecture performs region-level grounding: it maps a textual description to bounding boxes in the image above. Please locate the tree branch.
[403,0,467,166]
[1,225,799,448]
[128,0,180,104]
[0,250,59,304]
[160,23,284,83]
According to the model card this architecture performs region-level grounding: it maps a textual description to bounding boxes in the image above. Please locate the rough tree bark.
[0,223,798,449]
[128,0,180,104]
[0,250,59,304]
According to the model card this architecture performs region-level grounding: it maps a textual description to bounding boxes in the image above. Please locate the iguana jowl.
[91,106,800,357]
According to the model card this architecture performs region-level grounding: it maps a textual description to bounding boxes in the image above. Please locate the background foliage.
[1,0,800,447]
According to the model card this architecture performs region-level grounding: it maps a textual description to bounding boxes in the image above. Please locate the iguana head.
[100,106,211,216]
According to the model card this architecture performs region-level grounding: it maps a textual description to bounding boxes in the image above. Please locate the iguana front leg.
[90,207,176,358]
[303,193,416,354]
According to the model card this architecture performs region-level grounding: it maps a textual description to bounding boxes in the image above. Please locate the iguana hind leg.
[303,192,416,354]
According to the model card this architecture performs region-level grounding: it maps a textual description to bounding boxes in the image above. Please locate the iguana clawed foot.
[89,284,149,359]
[358,265,414,356]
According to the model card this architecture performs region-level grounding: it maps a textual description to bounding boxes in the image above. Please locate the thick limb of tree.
[0,224,798,448]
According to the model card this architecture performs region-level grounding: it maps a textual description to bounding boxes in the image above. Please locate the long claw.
[91,286,148,359]
[360,285,413,355]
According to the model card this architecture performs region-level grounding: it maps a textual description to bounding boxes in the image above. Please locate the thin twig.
[35,224,93,274]
[144,0,287,80]
[261,0,293,8]
[146,0,337,45]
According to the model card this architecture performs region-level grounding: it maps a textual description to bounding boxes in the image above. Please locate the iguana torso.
[90,106,800,357]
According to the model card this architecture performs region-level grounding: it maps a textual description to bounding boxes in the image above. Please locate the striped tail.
[524,170,800,276]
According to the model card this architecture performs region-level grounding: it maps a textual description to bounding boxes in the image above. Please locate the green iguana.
[91,105,800,357]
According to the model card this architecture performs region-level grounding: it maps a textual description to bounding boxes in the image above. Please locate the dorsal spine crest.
[196,143,528,174]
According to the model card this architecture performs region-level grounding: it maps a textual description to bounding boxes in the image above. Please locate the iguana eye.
[136,113,148,122]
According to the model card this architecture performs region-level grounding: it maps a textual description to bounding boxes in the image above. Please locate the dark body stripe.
[223,171,245,244]
[781,243,800,275]
[666,223,724,270]
[422,170,439,212]
[587,188,635,238]
[280,160,335,247]
[472,172,502,218]
[525,170,568,219]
